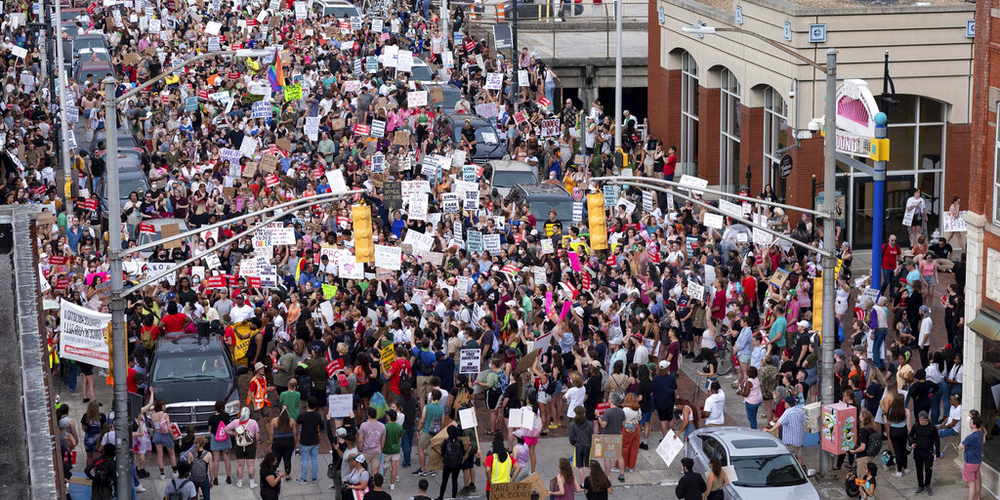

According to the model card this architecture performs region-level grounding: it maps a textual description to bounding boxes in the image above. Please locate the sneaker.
[611,467,620,472]
[412,469,425,476]
[459,486,470,495]
[893,471,903,477]
[468,483,476,491]
[313,478,319,482]
[926,486,933,495]
[159,471,165,480]
[904,469,911,475]
[915,487,925,495]
[618,473,625,483]
[296,478,308,483]
[237,479,243,488]
[250,480,258,489]
[213,478,218,486]
[135,485,146,493]
[639,443,649,450]
[430,470,437,477]
[390,483,396,490]
[136,468,150,478]
[226,476,232,484]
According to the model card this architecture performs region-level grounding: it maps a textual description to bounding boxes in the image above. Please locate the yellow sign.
[587,193,608,250]
[813,277,823,334]
[380,344,395,373]
[352,204,374,263]
[322,284,338,299]
[869,138,890,162]
[283,83,303,100]
[231,321,258,364]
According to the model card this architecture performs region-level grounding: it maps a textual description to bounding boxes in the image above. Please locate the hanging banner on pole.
[59,301,112,369]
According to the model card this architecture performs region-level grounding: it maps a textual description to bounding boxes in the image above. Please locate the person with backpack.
[85,443,116,500]
[182,437,213,500]
[413,389,445,478]
[225,406,260,489]
[474,357,506,436]
[412,337,437,402]
[164,461,197,500]
[436,424,466,500]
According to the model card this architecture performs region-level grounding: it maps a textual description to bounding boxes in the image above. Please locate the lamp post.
[613,0,622,149]
[101,47,272,498]
[54,0,72,214]
[681,23,839,476]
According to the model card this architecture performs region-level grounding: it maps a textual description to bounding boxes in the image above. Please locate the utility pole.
[871,51,892,291]
[818,48,838,477]
[613,0,622,149]
[54,0,72,214]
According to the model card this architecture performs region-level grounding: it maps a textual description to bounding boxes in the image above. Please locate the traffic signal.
[352,204,374,263]
[614,148,628,171]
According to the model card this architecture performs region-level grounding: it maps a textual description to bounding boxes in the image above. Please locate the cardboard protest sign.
[590,434,623,460]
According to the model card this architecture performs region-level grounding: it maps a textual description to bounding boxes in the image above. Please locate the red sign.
[86,2,97,14]
[353,124,370,136]
[161,93,169,103]
[582,273,591,290]
[295,33,302,40]
[224,274,238,285]
[606,255,616,266]
[464,39,476,51]
[265,174,280,187]
[139,222,155,234]
[230,43,243,50]
[500,264,520,275]
[325,358,344,377]
[513,111,528,125]
[228,72,242,80]
[55,277,70,291]
[596,402,610,416]
[312,166,324,179]
[538,97,551,108]
[197,89,209,100]
[247,277,262,288]
[218,34,226,43]
[246,19,257,26]
[339,21,350,29]
[83,198,99,211]
[49,255,68,266]
[205,275,227,288]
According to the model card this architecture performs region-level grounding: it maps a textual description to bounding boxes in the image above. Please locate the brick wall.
[785,135,825,224]
[945,123,972,211]
[698,87,721,183]
[969,0,995,216]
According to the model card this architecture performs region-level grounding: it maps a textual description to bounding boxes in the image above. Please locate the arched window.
[763,86,789,199]
[719,68,741,192]
[680,52,699,176]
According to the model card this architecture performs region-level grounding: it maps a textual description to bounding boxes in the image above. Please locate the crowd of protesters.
[0,0,995,498]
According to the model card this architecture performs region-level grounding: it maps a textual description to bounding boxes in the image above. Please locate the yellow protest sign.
[284,83,303,100]
[322,284,338,299]
[231,321,258,364]
[380,344,395,373]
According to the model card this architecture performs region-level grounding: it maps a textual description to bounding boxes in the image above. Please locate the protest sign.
[590,434,622,460]
[459,348,480,374]
[327,394,353,418]
[59,302,111,369]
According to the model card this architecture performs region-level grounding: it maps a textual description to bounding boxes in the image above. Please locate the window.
[680,52,699,176]
[763,87,789,200]
[731,454,808,487]
[720,69,741,193]
[994,102,1000,224]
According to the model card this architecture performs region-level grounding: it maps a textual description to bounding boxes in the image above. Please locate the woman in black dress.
[259,452,284,500]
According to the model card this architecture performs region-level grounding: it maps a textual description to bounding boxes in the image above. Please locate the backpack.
[141,326,156,351]
[189,450,209,483]
[295,372,313,401]
[429,415,442,435]
[443,438,464,468]
[496,370,510,396]
[166,478,192,500]
[91,457,114,488]
[414,350,434,376]
[235,424,254,447]
[867,430,883,457]
[844,469,861,498]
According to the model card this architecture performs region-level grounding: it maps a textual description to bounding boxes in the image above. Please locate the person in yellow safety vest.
[484,434,521,498]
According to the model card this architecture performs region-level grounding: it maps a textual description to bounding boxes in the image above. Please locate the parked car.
[409,58,435,82]
[684,427,820,500]
[97,148,146,174]
[72,33,107,54]
[97,169,149,215]
[314,0,363,19]
[147,329,245,433]
[503,183,575,231]
[137,218,193,258]
[91,127,141,153]
[74,60,115,84]
[444,112,506,161]
[482,160,538,197]
[423,82,463,111]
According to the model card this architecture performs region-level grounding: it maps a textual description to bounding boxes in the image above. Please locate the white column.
[961,210,985,438]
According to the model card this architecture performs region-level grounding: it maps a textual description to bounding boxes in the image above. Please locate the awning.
[968,308,1000,342]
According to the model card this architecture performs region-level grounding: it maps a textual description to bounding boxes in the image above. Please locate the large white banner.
[59,301,111,369]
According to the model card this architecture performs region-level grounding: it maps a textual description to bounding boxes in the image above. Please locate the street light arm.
[115,49,269,105]
[683,24,827,72]
[129,188,364,254]
[121,189,363,296]
[597,177,833,258]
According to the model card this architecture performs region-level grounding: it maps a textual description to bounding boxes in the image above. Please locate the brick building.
[648,0,974,250]
[962,0,1000,493]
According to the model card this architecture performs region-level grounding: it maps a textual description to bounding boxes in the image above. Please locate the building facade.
[964,0,1000,493]
[648,0,974,248]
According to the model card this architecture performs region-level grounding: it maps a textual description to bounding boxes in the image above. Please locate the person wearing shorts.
[960,415,984,500]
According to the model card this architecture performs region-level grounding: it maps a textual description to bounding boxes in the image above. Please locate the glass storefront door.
[849,175,921,248]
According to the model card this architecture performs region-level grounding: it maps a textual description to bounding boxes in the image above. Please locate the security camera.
[807,118,822,132]
[788,89,795,100]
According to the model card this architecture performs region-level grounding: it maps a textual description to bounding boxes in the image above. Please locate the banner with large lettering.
[59,301,112,369]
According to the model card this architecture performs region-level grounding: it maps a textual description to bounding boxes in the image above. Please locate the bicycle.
[715,329,737,376]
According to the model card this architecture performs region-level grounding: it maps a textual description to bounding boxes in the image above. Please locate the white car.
[683,427,820,500]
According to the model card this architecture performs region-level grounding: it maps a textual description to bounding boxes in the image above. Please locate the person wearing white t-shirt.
[229,295,255,324]
[703,382,726,426]
[917,305,933,369]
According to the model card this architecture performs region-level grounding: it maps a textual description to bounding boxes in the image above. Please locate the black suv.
[504,183,577,231]
[147,328,244,433]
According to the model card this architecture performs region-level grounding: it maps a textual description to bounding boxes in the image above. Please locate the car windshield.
[327,6,357,18]
[411,64,433,82]
[731,454,808,488]
[153,354,230,383]
[119,176,148,194]
[493,170,537,188]
[530,200,574,227]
